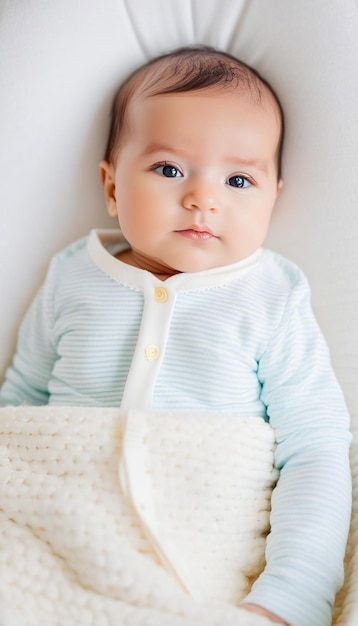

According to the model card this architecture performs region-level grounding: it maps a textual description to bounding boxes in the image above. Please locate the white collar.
[87,229,265,293]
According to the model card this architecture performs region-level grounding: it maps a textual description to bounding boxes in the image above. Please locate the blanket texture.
[0,406,357,626]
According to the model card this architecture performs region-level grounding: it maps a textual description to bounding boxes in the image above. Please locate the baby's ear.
[99,160,117,217]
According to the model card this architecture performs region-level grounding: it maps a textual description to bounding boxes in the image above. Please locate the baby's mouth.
[176,225,217,240]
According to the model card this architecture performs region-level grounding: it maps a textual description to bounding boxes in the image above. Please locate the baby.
[0,46,352,626]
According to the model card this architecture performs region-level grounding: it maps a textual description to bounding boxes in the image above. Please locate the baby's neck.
[115,249,181,281]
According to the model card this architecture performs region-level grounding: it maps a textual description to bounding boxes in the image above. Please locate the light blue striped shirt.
[0,229,352,626]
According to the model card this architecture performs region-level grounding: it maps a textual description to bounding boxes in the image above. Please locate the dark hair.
[104,45,284,178]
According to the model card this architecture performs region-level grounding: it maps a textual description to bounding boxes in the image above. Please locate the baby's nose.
[182,179,219,212]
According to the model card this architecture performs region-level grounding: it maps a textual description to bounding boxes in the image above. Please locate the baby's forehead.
[129,82,281,136]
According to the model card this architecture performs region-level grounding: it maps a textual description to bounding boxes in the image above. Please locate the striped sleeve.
[243,272,352,626]
[0,262,57,406]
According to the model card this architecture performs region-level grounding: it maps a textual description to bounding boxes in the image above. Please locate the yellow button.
[154,287,168,303]
[145,345,160,361]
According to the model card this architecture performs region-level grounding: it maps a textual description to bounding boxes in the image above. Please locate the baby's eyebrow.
[224,156,268,172]
[142,143,189,158]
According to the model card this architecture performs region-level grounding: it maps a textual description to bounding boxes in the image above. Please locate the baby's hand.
[240,602,289,625]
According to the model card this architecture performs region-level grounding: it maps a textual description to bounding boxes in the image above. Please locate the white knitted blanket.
[0,406,357,626]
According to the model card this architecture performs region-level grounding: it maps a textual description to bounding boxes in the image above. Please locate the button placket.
[120,282,176,410]
[144,287,168,360]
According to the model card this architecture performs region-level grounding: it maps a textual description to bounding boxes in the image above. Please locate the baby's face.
[101,88,282,278]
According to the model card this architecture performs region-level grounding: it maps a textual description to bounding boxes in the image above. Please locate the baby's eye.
[226,175,251,189]
[155,164,182,178]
